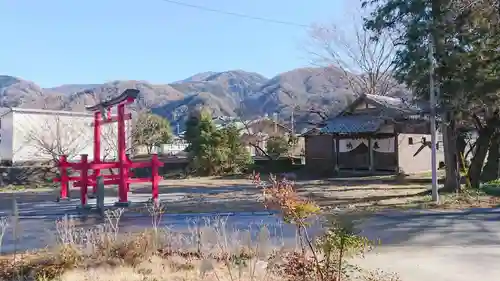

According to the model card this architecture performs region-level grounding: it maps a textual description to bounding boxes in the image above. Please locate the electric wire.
[158,0,309,28]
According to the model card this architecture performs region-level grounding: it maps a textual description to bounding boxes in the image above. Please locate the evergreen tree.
[220,124,252,174]
[363,0,500,189]
[184,109,251,175]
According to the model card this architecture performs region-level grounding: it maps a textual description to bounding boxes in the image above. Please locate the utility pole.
[291,110,295,135]
[429,38,439,204]
[273,112,278,133]
[173,112,180,136]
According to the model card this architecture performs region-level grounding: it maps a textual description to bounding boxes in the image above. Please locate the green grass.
[481,179,500,196]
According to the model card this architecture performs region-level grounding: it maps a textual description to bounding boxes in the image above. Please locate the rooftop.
[320,115,386,134]
[0,107,93,117]
[364,94,429,115]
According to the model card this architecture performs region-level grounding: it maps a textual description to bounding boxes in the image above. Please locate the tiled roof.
[320,115,385,134]
[365,94,429,114]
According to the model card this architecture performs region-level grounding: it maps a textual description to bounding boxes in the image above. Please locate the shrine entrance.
[337,138,370,170]
[54,89,164,207]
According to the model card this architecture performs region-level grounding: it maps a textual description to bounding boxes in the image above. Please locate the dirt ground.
[1,174,499,214]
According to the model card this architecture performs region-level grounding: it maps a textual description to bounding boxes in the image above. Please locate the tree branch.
[306,10,398,97]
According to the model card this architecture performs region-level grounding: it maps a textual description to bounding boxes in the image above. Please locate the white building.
[161,137,188,155]
[134,137,188,156]
[0,107,122,164]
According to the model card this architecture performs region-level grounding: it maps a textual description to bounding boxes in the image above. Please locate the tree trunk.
[442,115,460,192]
[481,132,500,182]
[468,128,493,189]
[432,0,460,192]
[465,138,477,161]
[456,132,467,171]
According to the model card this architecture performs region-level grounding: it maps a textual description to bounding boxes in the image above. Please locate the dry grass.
[0,203,400,281]
[0,219,285,281]
[0,204,290,281]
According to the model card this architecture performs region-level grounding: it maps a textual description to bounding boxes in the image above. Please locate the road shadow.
[307,191,428,208]
[213,174,251,180]
[149,184,255,195]
[308,178,445,187]
[356,209,500,247]
[316,186,428,192]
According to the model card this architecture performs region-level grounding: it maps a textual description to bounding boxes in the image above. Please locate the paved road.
[0,193,295,253]
[354,209,500,281]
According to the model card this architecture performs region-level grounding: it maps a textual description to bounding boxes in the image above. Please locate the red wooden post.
[80,154,89,206]
[151,154,159,202]
[92,111,101,194]
[59,155,69,200]
[81,89,139,207]
[125,154,132,192]
[117,103,128,205]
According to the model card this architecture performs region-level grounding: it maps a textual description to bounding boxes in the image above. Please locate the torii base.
[114,201,131,207]
[77,204,93,210]
[56,197,71,202]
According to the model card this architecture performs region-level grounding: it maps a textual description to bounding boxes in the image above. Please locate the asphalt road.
[354,209,500,281]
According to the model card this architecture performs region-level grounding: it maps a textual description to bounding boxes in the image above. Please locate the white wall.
[398,133,445,174]
[9,110,124,163]
[0,111,14,162]
[13,111,94,162]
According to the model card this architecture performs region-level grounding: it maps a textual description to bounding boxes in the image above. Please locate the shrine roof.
[320,115,385,134]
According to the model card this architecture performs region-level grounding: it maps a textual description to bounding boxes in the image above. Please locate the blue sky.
[0,0,350,87]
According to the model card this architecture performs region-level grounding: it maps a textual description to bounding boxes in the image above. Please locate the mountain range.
[0,67,410,132]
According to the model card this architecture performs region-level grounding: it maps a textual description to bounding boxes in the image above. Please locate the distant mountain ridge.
[0,67,411,131]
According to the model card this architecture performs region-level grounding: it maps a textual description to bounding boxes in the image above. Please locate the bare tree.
[306,11,397,97]
[131,111,173,155]
[100,123,134,160]
[450,0,499,13]
[19,113,91,164]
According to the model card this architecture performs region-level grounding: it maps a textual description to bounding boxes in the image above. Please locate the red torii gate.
[55,89,163,207]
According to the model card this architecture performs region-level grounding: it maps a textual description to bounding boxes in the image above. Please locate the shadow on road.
[307,191,428,207]
[357,209,500,247]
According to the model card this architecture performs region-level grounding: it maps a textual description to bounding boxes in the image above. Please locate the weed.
[0,216,8,254]
[254,173,377,281]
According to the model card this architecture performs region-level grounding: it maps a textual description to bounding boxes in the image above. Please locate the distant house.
[303,94,444,175]
[210,116,304,157]
[237,117,304,157]
[161,136,189,155]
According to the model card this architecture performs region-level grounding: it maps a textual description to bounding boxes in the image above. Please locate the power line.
[158,0,309,28]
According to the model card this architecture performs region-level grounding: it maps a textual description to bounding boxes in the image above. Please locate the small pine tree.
[184,109,228,175]
[220,124,252,174]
